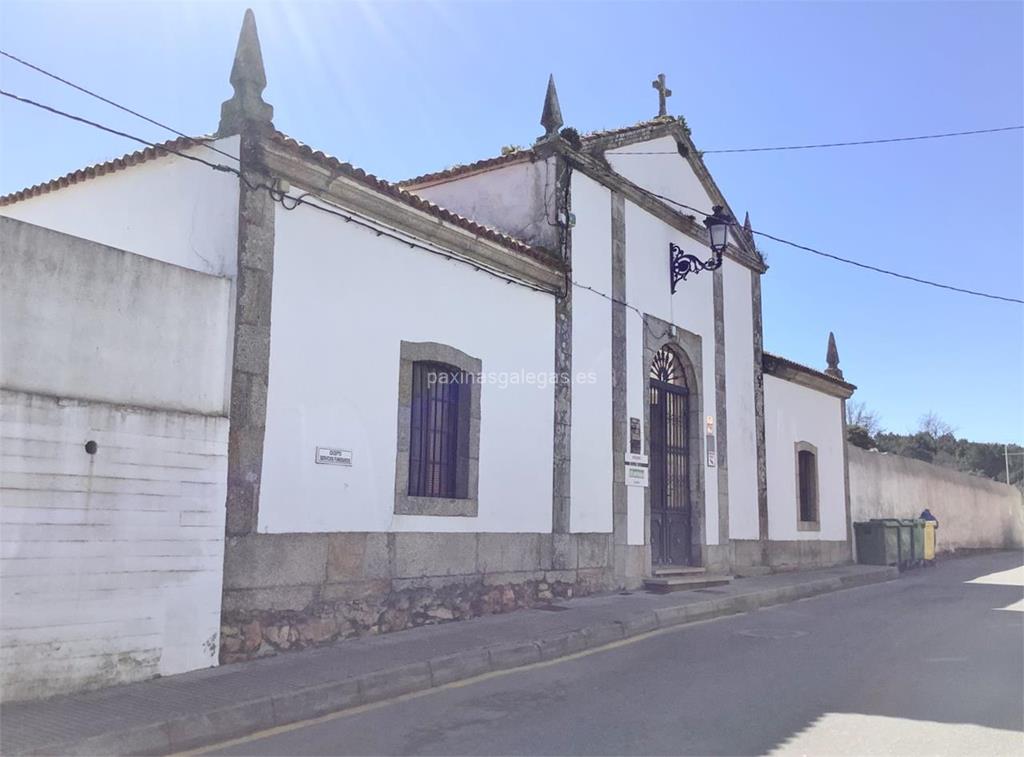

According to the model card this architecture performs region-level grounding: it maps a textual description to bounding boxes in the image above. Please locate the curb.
[25,566,898,756]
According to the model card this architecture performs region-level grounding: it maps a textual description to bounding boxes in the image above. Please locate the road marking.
[176,576,904,755]
[736,628,808,639]
[175,613,746,756]
[966,566,1024,586]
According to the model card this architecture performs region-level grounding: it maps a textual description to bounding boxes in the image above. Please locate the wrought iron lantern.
[669,205,731,293]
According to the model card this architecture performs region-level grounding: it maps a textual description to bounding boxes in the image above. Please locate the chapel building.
[0,10,854,698]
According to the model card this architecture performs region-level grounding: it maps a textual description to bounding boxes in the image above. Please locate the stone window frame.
[794,441,820,531]
[394,341,481,517]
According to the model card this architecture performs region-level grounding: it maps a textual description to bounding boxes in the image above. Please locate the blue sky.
[2,0,1021,443]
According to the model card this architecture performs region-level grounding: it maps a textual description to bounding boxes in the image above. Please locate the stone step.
[652,566,707,577]
[642,574,733,593]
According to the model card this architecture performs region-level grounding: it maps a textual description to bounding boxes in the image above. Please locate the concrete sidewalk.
[1,564,897,756]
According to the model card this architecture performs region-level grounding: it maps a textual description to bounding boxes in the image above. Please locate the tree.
[918,411,956,439]
[846,402,882,436]
[847,424,876,450]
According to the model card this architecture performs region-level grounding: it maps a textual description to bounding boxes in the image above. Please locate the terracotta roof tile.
[0,136,216,206]
[0,129,557,269]
[396,119,680,189]
[400,150,536,188]
[267,131,557,267]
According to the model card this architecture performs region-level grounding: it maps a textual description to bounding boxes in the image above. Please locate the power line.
[3,87,1020,306]
[610,125,1024,155]
[0,89,236,174]
[644,190,1024,305]
[0,49,239,164]
[0,89,556,296]
[7,46,1021,162]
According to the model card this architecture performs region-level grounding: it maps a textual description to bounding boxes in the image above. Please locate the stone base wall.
[220,532,615,663]
[731,539,851,574]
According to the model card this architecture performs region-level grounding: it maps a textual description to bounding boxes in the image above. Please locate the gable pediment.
[577,119,762,269]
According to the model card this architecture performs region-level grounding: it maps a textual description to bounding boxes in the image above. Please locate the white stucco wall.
[407,157,559,251]
[1,391,228,702]
[764,375,847,541]
[607,135,715,220]
[0,137,240,277]
[723,260,760,539]
[259,199,556,534]
[568,174,615,533]
[0,219,232,416]
[849,446,1024,552]
[623,199,720,545]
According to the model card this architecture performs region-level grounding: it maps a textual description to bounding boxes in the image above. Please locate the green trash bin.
[903,519,925,568]
[854,521,901,566]
[884,518,917,569]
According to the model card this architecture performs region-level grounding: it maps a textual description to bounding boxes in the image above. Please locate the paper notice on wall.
[706,434,716,467]
[625,463,649,487]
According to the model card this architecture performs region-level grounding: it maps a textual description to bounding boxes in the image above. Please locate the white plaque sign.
[624,452,649,466]
[625,463,649,487]
[315,447,352,466]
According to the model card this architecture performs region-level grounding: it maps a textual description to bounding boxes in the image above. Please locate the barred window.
[408,362,465,498]
[394,342,480,517]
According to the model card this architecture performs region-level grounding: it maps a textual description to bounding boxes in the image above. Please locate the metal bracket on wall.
[670,242,722,293]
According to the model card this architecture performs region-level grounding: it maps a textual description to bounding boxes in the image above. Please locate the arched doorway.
[649,345,693,566]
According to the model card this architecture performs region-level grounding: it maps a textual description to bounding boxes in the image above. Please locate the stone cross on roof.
[652,73,672,118]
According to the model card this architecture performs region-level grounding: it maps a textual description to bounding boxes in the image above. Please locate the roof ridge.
[399,149,536,188]
[0,135,216,206]
[268,131,556,267]
[578,117,680,142]
[398,118,679,189]
[763,351,855,388]
[0,128,555,269]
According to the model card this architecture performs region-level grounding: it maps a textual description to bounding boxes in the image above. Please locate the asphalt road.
[203,552,1024,756]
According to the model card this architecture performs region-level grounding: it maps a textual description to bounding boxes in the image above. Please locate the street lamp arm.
[669,242,723,293]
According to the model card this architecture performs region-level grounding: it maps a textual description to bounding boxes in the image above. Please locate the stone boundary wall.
[848,445,1024,552]
[220,532,613,662]
[0,217,232,415]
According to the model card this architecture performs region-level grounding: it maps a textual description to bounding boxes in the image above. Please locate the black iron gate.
[649,378,691,565]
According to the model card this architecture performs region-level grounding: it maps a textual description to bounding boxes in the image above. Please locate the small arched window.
[795,442,820,528]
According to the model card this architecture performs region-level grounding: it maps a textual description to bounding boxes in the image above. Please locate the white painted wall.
[567,174,614,533]
[407,157,558,251]
[0,137,240,277]
[849,446,1024,552]
[607,135,716,220]
[259,198,555,534]
[626,311,646,546]
[1,219,232,415]
[723,260,760,539]
[623,199,720,545]
[764,375,847,541]
[1,391,227,702]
